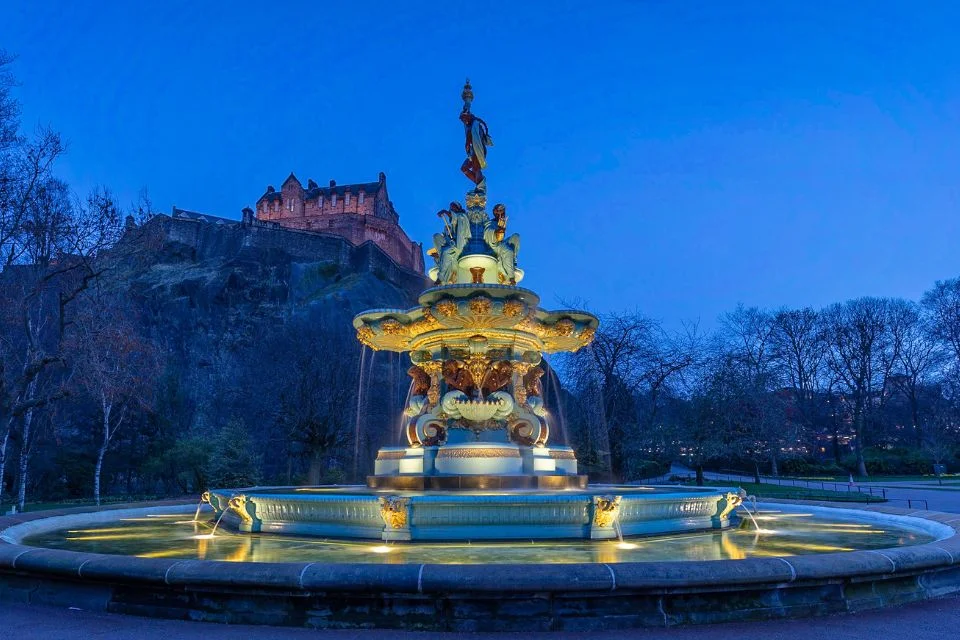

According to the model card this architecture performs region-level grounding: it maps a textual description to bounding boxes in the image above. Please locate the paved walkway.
[2,597,959,639]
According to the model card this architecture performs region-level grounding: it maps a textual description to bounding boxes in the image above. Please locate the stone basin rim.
[3,500,960,630]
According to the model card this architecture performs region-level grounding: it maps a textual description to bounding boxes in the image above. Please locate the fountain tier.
[204,486,743,541]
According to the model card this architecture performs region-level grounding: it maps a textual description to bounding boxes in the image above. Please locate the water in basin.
[22,507,936,564]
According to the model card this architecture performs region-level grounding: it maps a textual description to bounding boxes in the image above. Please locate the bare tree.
[560,310,698,480]
[770,307,828,456]
[922,278,960,365]
[887,299,947,448]
[719,305,784,477]
[821,298,899,476]
[67,291,158,505]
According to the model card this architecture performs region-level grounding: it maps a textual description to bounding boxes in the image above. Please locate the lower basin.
[14,502,941,563]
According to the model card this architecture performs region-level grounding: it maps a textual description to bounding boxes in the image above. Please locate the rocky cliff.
[109,213,429,483]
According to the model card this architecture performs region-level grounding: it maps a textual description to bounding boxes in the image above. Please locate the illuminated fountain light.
[370,545,393,554]
[65,533,158,541]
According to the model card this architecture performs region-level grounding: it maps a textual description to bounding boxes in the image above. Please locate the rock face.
[112,213,429,481]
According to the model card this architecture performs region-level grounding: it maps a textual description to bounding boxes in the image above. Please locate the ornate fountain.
[356,81,595,490]
[205,82,741,541]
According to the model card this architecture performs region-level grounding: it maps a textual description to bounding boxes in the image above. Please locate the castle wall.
[254,175,422,272]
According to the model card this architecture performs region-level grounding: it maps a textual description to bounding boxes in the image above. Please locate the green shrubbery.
[624,459,670,481]
[840,447,939,476]
[778,457,847,477]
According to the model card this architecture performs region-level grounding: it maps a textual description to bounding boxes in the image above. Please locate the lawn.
[683,480,887,503]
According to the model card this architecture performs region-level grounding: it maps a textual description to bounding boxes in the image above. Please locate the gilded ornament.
[465,190,486,210]
[549,449,577,460]
[435,299,458,317]
[228,495,254,525]
[464,353,491,389]
[553,319,576,337]
[469,267,485,284]
[592,495,622,528]
[579,326,597,344]
[376,450,407,460]
[469,296,492,315]
[378,496,409,529]
[408,309,441,335]
[503,299,524,317]
[356,325,376,347]
[436,447,521,458]
[716,491,744,521]
[380,318,407,336]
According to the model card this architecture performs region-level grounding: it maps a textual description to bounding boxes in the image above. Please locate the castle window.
[316,196,323,209]
[331,193,337,206]
[345,192,351,206]
[358,190,365,205]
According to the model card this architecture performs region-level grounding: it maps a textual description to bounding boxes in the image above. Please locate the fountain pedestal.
[370,443,585,490]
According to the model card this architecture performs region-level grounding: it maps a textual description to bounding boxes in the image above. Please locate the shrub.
[205,419,263,489]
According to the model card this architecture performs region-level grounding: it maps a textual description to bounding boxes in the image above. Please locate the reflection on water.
[22,508,935,565]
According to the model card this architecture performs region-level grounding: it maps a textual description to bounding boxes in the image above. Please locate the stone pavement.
[2,597,958,639]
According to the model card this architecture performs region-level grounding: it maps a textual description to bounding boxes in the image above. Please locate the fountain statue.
[204,82,741,541]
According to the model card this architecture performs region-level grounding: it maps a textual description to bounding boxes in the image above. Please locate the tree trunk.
[94,401,112,507]
[695,463,704,487]
[855,409,868,477]
[911,395,922,449]
[0,418,11,508]
[769,451,779,478]
[16,407,35,513]
[753,462,761,485]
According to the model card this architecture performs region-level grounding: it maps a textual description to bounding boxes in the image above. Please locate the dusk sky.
[5,2,960,327]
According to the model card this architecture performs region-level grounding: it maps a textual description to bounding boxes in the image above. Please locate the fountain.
[201,81,743,542]
[5,83,960,631]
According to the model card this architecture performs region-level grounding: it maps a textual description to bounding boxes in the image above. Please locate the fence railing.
[709,468,889,499]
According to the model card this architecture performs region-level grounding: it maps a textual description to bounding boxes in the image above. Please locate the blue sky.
[4,2,960,326]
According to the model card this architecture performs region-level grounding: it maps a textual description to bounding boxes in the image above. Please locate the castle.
[251,172,424,273]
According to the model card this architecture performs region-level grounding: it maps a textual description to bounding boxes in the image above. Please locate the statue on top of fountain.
[432,202,470,285]
[428,80,521,286]
[485,204,521,286]
[460,78,493,192]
